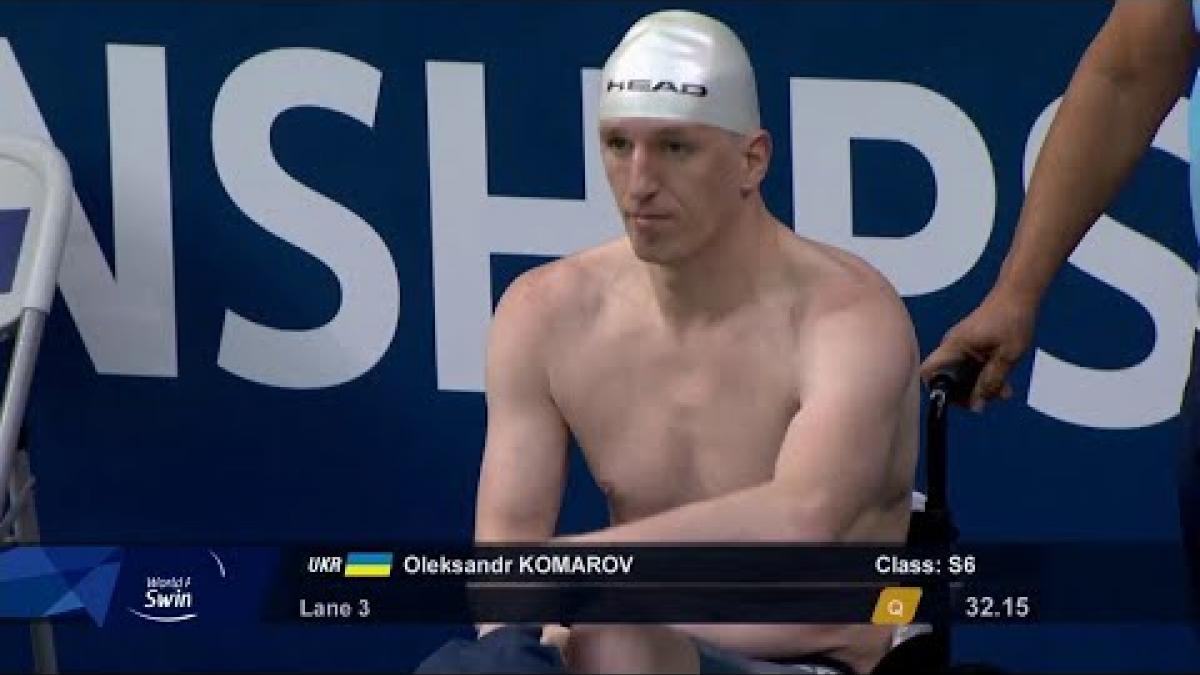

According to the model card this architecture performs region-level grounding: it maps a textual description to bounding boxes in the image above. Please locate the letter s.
[212,48,399,389]
[1025,98,1195,429]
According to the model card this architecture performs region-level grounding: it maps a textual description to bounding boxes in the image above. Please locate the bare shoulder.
[491,239,628,337]
[782,234,918,376]
[790,235,911,326]
[487,240,627,395]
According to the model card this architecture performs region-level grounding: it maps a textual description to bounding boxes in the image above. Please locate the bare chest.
[548,322,800,522]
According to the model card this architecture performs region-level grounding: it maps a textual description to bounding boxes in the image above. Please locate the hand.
[921,290,1037,412]
[540,623,571,655]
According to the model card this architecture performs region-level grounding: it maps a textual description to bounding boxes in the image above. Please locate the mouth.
[628,213,671,228]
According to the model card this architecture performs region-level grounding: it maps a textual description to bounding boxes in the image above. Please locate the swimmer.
[474,10,921,674]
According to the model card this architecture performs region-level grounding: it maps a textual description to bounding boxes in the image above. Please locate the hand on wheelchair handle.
[920,292,1035,412]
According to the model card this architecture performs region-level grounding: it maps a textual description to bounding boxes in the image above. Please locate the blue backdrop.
[0,1,1197,671]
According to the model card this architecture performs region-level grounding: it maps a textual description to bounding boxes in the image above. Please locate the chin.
[624,227,674,262]
[628,239,678,265]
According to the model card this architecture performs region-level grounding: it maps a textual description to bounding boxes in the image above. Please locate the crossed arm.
[555,292,918,545]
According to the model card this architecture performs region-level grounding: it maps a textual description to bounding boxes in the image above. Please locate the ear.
[740,130,771,194]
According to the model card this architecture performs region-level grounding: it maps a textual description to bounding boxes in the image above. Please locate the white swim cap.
[599,10,760,135]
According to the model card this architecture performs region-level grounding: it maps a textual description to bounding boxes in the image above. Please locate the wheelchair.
[870,360,1005,675]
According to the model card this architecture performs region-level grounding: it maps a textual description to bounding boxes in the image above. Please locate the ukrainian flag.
[344,552,393,577]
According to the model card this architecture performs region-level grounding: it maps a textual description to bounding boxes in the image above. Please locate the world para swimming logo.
[125,549,227,623]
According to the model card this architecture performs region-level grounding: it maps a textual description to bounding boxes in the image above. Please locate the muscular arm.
[996,0,1196,307]
[557,288,918,545]
[473,269,572,637]
[475,269,571,543]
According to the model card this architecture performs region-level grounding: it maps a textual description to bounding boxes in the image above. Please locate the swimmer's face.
[599,118,765,264]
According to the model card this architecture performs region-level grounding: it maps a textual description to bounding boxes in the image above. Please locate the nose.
[626,144,659,204]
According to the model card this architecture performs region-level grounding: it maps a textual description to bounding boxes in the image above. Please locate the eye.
[605,136,632,153]
[663,140,692,157]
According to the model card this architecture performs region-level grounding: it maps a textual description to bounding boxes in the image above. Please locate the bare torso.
[550,269,799,524]
[537,230,918,668]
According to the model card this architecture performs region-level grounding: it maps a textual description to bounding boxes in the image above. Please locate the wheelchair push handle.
[928,358,984,407]
[922,356,983,532]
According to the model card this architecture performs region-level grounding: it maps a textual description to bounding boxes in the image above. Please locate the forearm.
[474,494,560,635]
[997,51,1184,306]
[675,622,883,661]
[555,481,829,544]
[474,517,552,637]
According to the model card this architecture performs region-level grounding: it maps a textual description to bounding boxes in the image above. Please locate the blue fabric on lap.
[413,625,566,674]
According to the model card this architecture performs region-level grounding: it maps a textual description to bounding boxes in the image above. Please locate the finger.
[970,356,1014,411]
[920,339,968,384]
